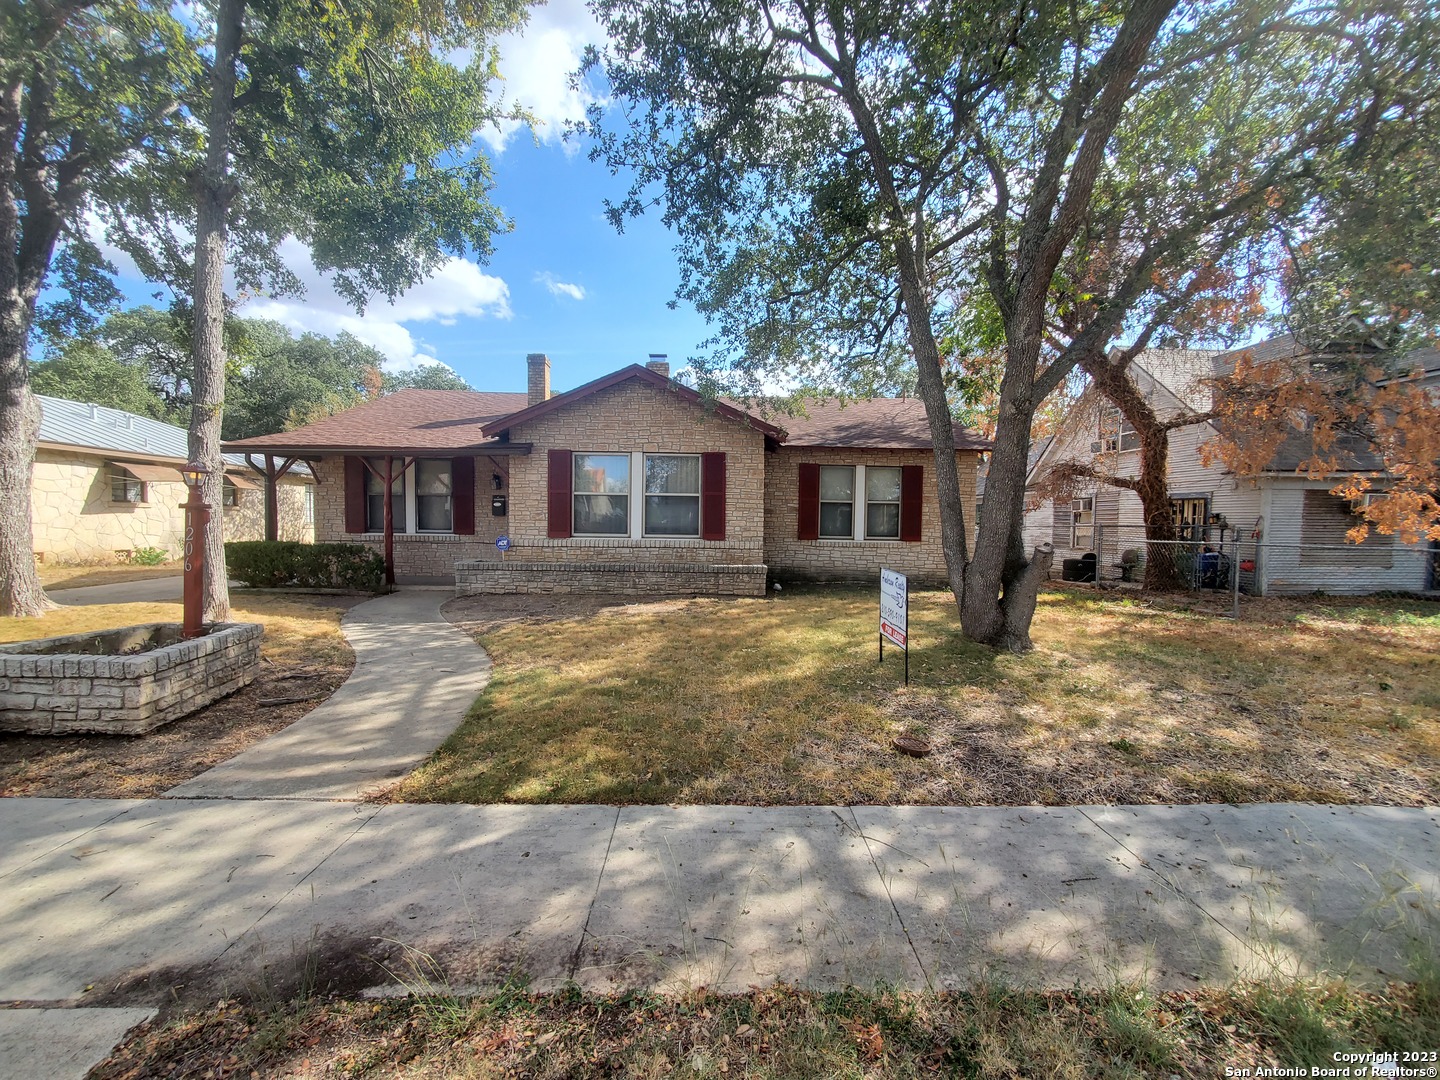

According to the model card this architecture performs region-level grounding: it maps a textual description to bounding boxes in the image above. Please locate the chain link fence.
[1057,524,1437,614]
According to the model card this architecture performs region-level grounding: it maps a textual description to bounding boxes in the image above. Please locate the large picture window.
[644,454,700,537]
[415,459,453,532]
[819,466,855,539]
[865,466,902,539]
[574,453,630,535]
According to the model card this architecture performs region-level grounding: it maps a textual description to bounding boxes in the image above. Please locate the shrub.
[131,546,170,566]
[226,541,385,592]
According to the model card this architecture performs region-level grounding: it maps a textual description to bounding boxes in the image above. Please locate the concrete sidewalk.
[0,798,1434,1007]
[164,591,491,800]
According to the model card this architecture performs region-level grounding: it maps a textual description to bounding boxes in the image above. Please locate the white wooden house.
[1023,339,1438,595]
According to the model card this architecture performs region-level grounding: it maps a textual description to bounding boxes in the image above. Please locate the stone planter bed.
[0,622,263,735]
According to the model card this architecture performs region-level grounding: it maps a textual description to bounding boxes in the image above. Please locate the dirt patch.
[0,596,367,798]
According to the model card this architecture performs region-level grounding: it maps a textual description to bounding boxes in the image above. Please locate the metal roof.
[37,395,309,476]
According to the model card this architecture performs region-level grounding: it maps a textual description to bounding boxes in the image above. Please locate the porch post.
[383,453,395,587]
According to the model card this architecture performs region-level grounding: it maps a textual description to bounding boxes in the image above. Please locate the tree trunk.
[960,328,1051,650]
[190,0,244,623]
[1082,353,1186,590]
[0,79,56,617]
[1134,430,1184,590]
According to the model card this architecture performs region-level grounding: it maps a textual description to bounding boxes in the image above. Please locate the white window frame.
[818,464,856,540]
[573,452,631,537]
[1070,496,1094,549]
[642,453,701,539]
[816,463,902,542]
[413,459,455,534]
[365,458,456,535]
[1100,406,1140,452]
[864,465,903,541]
[221,478,239,508]
[303,485,315,525]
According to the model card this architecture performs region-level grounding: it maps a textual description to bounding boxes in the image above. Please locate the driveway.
[47,576,183,606]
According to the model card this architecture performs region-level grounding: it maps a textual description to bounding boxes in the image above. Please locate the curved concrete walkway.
[163,591,491,801]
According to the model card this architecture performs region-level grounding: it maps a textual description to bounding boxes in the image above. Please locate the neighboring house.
[1024,339,1439,595]
[223,355,989,595]
[32,396,315,564]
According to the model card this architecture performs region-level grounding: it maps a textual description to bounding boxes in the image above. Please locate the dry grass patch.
[38,562,181,590]
[91,976,1440,1079]
[0,593,364,798]
[381,586,1439,807]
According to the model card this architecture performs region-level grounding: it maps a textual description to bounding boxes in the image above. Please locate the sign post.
[879,568,909,684]
[496,535,511,563]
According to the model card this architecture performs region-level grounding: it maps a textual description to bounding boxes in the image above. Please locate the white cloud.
[480,0,608,153]
[239,238,511,370]
[535,271,586,301]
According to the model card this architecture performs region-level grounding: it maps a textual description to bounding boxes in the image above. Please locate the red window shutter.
[547,449,572,538]
[701,452,726,541]
[343,456,366,533]
[900,464,923,542]
[797,462,820,541]
[451,456,475,535]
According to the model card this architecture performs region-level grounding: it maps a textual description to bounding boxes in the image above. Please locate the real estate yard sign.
[879,568,908,683]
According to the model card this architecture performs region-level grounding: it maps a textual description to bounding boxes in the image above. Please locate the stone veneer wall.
[763,446,981,585]
[32,449,309,563]
[313,379,770,583]
[455,561,767,597]
[0,621,262,735]
[311,454,512,580]
[221,478,314,544]
[505,379,768,567]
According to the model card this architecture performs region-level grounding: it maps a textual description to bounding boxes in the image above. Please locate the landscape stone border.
[0,622,263,735]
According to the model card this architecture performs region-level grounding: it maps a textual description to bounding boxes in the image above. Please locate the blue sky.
[96,0,713,397]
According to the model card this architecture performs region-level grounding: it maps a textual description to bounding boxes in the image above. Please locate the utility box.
[491,494,507,517]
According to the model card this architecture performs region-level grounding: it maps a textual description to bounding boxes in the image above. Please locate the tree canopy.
[588,0,1434,647]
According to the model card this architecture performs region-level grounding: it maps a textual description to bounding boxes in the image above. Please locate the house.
[32,395,314,564]
[1023,339,1439,595]
[222,354,989,595]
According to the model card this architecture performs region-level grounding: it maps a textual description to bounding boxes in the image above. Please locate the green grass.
[380,586,1440,807]
[93,974,1440,1079]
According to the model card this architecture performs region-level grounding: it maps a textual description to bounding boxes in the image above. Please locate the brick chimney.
[527,353,550,405]
[646,353,670,378]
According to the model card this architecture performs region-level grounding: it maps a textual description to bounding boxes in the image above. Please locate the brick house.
[223,355,989,595]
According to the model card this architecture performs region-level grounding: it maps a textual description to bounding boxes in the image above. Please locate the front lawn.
[0,594,363,798]
[382,587,1440,806]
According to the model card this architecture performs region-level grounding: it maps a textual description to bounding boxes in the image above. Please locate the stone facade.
[32,449,312,564]
[0,621,263,735]
[311,455,512,582]
[505,380,769,567]
[764,446,981,585]
[455,560,767,596]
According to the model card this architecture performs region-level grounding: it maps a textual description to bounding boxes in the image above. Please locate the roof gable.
[480,365,787,441]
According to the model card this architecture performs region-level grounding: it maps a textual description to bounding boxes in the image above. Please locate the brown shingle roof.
[222,374,992,455]
[771,397,991,450]
[223,389,530,453]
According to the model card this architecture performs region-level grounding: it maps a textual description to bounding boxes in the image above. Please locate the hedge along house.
[33,395,314,564]
[222,355,990,595]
